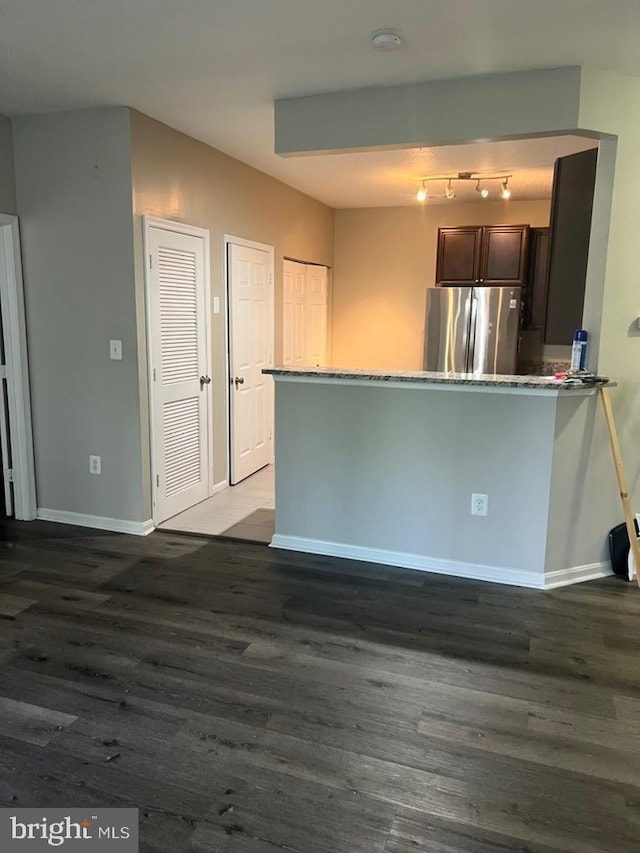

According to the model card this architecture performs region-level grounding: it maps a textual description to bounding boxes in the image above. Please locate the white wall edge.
[37,508,154,537]
[543,561,613,589]
[270,534,547,589]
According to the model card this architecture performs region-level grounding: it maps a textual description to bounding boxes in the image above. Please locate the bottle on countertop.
[570,329,588,371]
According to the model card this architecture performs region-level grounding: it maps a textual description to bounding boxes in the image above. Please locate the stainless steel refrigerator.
[423,286,522,375]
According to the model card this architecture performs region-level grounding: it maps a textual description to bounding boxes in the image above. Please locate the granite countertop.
[263,366,616,391]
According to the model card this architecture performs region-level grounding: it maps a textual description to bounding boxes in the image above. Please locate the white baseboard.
[270,535,614,590]
[543,561,612,589]
[210,479,228,497]
[270,534,547,589]
[37,508,154,537]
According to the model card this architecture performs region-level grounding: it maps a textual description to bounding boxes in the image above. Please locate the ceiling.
[1,0,637,208]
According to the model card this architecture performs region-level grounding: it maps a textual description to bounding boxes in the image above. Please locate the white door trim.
[143,216,212,526]
[224,234,275,483]
[0,214,37,520]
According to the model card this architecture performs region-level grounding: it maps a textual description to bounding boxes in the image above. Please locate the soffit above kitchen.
[0,0,638,208]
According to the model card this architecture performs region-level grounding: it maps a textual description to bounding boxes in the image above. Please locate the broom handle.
[599,386,640,588]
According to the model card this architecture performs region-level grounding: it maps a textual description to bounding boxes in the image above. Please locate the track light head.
[416,183,427,202]
[501,179,511,199]
[445,179,455,200]
[476,180,489,198]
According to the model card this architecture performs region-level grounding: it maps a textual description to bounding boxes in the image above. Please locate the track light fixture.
[415,172,513,202]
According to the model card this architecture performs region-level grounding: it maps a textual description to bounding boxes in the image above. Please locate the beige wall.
[129,110,335,491]
[332,200,551,370]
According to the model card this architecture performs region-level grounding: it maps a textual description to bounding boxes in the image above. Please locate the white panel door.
[282,259,305,366]
[304,264,328,367]
[229,242,273,484]
[147,224,210,523]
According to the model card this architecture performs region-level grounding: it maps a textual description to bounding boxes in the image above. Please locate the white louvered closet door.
[146,224,210,523]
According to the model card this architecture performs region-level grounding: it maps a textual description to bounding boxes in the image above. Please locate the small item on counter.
[552,369,609,386]
[570,329,588,371]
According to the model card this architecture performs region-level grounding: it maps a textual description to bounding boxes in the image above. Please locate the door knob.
[234,376,245,388]
[199,375,211,389]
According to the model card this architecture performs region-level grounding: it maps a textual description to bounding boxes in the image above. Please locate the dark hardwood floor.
[0,519,639,852]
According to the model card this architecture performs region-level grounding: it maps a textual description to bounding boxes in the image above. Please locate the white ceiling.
[0,0,637,208]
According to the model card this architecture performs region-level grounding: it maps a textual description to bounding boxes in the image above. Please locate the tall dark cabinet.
[436,225,530,287]
[543,148,598,345]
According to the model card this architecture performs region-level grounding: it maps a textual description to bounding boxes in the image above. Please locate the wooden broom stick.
[599,386,640,588]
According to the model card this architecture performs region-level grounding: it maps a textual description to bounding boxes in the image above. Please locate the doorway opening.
[159,242,330,544]
[0,214,36,522]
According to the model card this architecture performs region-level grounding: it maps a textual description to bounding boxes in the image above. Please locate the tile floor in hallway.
[159,464,275,541]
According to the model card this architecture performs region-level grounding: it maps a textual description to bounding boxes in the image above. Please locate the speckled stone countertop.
[263,366,616,391]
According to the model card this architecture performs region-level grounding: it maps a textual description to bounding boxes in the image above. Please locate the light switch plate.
[109,339,122,360]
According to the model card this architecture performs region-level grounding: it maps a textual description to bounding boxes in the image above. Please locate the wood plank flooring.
[0,519,639,852]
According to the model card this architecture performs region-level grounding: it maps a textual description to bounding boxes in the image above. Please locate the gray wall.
[274,380,557,578]
[545,393,619,574]
[12,108,145,522]
[0,114,16,214]
[275,67,583,154]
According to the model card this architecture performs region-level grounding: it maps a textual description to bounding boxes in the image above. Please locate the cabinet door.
[523,228,550,330]
[479,225,530,286]
[543,148,598,345]
[436,227,482,286]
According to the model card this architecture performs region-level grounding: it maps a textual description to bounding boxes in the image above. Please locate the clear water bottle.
[570,329,588,371]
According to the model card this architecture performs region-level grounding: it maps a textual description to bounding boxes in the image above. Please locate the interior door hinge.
[7,469,14,483]
[156,474,160,487]
[153,368,156,382]
[149,254,153,269]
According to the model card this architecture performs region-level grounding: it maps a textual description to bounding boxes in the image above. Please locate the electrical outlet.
[471,493,488,516]
[89,455,101,475]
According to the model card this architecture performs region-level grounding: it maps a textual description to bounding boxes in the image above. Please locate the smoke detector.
[371,29,403,51]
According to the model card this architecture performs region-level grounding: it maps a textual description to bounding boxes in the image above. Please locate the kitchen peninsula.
[264,367,618,589]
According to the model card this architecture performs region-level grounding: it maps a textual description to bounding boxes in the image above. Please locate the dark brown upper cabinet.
[435,226,482,286]
[543,148,598,345]
[436,225,530,287]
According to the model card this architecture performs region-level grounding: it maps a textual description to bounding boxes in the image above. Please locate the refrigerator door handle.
[467,293,478,373]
